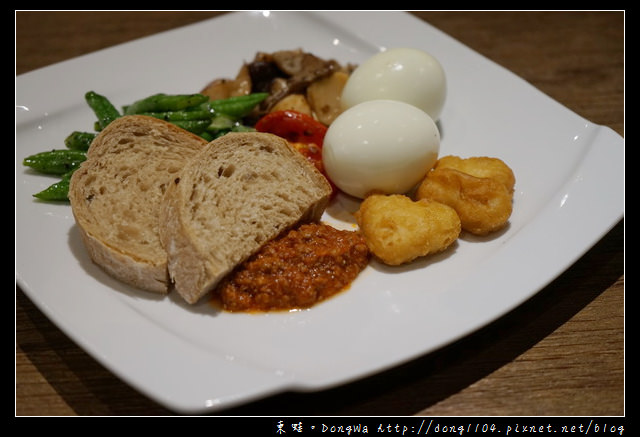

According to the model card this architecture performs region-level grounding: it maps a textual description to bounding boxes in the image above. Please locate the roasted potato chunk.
[200,64,251,100]
[354,194,461,266]
[269,93,313,116]
[306,71,349,125]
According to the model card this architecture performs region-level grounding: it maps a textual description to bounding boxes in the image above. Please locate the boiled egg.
[341,47,446,121]
[322,99,440,199]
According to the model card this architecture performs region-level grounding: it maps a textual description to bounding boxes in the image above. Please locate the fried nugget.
[415,167,512,236]
[435,155,515,193]
[354,194,461,266]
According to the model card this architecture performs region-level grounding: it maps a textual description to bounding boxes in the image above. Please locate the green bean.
[25,92,268,202]
[208,93,268,119]
[65,131,96,151]
[206,114,236,131]
[211,130,231,139]
[124,93,209,115]
[33,170,75,201]
[204,112,257,139]
[23,149,87,175]
[231,124,256,133]
[199,131,215,142]
[171,119,212,134]
[137,109,213,122]
[85,91,120,130]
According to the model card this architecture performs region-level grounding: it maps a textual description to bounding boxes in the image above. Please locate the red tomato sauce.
[214,223,370,312]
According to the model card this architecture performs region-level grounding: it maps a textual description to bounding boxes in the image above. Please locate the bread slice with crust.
[159,131,333,304]
[68,115,208,293]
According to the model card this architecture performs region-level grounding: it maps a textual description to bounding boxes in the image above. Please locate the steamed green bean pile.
[22,91,268,201]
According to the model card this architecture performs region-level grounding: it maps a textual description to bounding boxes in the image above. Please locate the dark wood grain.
[15,11,624,417]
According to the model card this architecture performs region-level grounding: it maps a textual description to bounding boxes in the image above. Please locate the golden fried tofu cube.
[434,155,516,193]
[354,194,461,266]
[416,167,513,236]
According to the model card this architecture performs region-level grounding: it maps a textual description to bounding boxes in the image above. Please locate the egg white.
[341,47,447,122]
[323,99,440,199]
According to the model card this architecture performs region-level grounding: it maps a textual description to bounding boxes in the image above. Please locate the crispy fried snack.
[434,155,516,193]
[354,194,461,266]
[415,167,512,236]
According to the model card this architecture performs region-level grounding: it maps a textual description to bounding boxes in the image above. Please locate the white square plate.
[16,11,624,414]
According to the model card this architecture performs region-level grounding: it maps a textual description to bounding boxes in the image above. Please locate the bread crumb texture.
[162,132,332,303]
[69,116,206,292]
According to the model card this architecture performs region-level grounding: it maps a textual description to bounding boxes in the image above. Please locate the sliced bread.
[68,115,208,293]
[159,131,333,304]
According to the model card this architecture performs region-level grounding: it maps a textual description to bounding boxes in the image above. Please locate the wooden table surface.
[15,11,624,417]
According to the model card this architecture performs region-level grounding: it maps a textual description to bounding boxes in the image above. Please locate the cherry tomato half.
[255,110,327,147]
[255,110,337,196]
[289,141,323,173]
